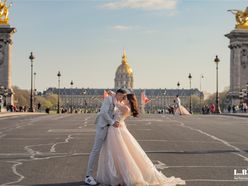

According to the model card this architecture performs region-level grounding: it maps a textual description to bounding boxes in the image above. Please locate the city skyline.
[9,0,248,93]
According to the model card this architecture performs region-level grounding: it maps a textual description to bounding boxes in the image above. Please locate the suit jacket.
[95,96,115,140]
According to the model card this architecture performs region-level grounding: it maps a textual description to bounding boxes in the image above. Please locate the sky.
[7,0,248,93]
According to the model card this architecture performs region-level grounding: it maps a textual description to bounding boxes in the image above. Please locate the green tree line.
[188,88,230,112]
[13,86,58,110]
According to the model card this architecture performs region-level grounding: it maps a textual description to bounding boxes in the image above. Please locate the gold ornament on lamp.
[0,0,12,25]
[228,7,248,30]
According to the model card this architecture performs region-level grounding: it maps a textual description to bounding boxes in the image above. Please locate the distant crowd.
[226,102,248,113]
[2,101,248,115]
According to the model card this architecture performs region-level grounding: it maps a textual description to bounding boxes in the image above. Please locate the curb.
[221,113,248,118]
[0,112,45,118]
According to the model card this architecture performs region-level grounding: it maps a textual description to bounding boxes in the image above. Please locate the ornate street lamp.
[188,73,192,113]
[57,71,61,114]
[214,55,221,114]
[70,80,74,113]
[163,89,167,114]
[200,74,204,110]
[82,89,87,112]
[28,52,35,112]
[34,72,37,106]
[177,81,180,95]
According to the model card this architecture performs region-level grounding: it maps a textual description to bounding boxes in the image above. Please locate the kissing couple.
[85,89,185,186]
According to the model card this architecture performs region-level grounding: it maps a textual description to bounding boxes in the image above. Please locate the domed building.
[44,50,204,114]
[114,49,134,89]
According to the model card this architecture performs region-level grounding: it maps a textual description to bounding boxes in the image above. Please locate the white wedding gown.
[175,98,191,116]
[96,103,186,186]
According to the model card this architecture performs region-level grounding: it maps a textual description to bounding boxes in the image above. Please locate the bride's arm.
[107,90,115,96]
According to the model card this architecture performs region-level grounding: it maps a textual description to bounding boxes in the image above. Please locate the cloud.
[102,0,177,11]
[110,25,158,35]
[111,25,131,30]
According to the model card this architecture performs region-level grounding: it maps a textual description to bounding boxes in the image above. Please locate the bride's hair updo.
[127,94,139,117]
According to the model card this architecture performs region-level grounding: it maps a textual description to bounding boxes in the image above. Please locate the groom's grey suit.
[86,95,116,176]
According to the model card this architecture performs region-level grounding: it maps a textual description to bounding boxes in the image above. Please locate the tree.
[204,88,230,110]
[182,95,201,113]
[13,86,29,107]
[13,86,58,111]
[42,100,53,109]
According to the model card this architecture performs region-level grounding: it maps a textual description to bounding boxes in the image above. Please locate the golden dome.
[116,63,133,75]
[115,49,133,75]
[114,49,134,89]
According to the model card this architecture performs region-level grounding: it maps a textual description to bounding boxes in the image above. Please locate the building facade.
[44,88,203,113]
[44,49,203,113]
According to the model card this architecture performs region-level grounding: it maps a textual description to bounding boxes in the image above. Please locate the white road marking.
[135,129,151,131]
[5,114,247,185]
[0,116,20,120]
[0,134,6,138]
[133,119,165,122]
[171,118,248,162]
[186,179,248,182]
[145,122,152,125]
[0,152,68,157]
[155,162,243,171]
[50,135,73,153]
[3,161,24,185]
[51,114,73,121]
[1,115,95,185]
[138,139,223,143]
[1,152,87,185]
[0,115,52,134]
[48,129,95,133]
[160,165,248,168]
[2,133,77,185]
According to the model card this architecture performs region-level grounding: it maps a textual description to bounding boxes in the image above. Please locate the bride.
[96,93,185,186]
[175,95,191,115]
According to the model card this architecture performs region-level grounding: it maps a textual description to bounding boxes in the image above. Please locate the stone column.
[229,45,234,93]
[0,24,16,107]
[229,43,242,105]
[225,30,248,105]
[233,44,241,93]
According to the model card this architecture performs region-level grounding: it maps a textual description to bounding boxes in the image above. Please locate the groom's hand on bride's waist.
[113,121,120,128]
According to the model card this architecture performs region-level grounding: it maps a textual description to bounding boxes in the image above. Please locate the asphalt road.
[0,114,248,186]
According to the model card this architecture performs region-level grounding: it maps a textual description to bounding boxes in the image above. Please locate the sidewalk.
[0,112,45,118]
[221,112,248,118]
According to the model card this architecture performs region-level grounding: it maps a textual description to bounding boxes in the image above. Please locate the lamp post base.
[215,106,221,114]
[28,108,35,112]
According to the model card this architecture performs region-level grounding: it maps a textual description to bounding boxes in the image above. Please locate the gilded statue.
[0,0,11,25]
[228,7,248,30]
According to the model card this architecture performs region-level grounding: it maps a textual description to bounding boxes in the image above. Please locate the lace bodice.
[113,103,130,123]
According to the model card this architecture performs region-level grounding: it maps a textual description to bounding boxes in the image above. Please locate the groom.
[84,88,127,185]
